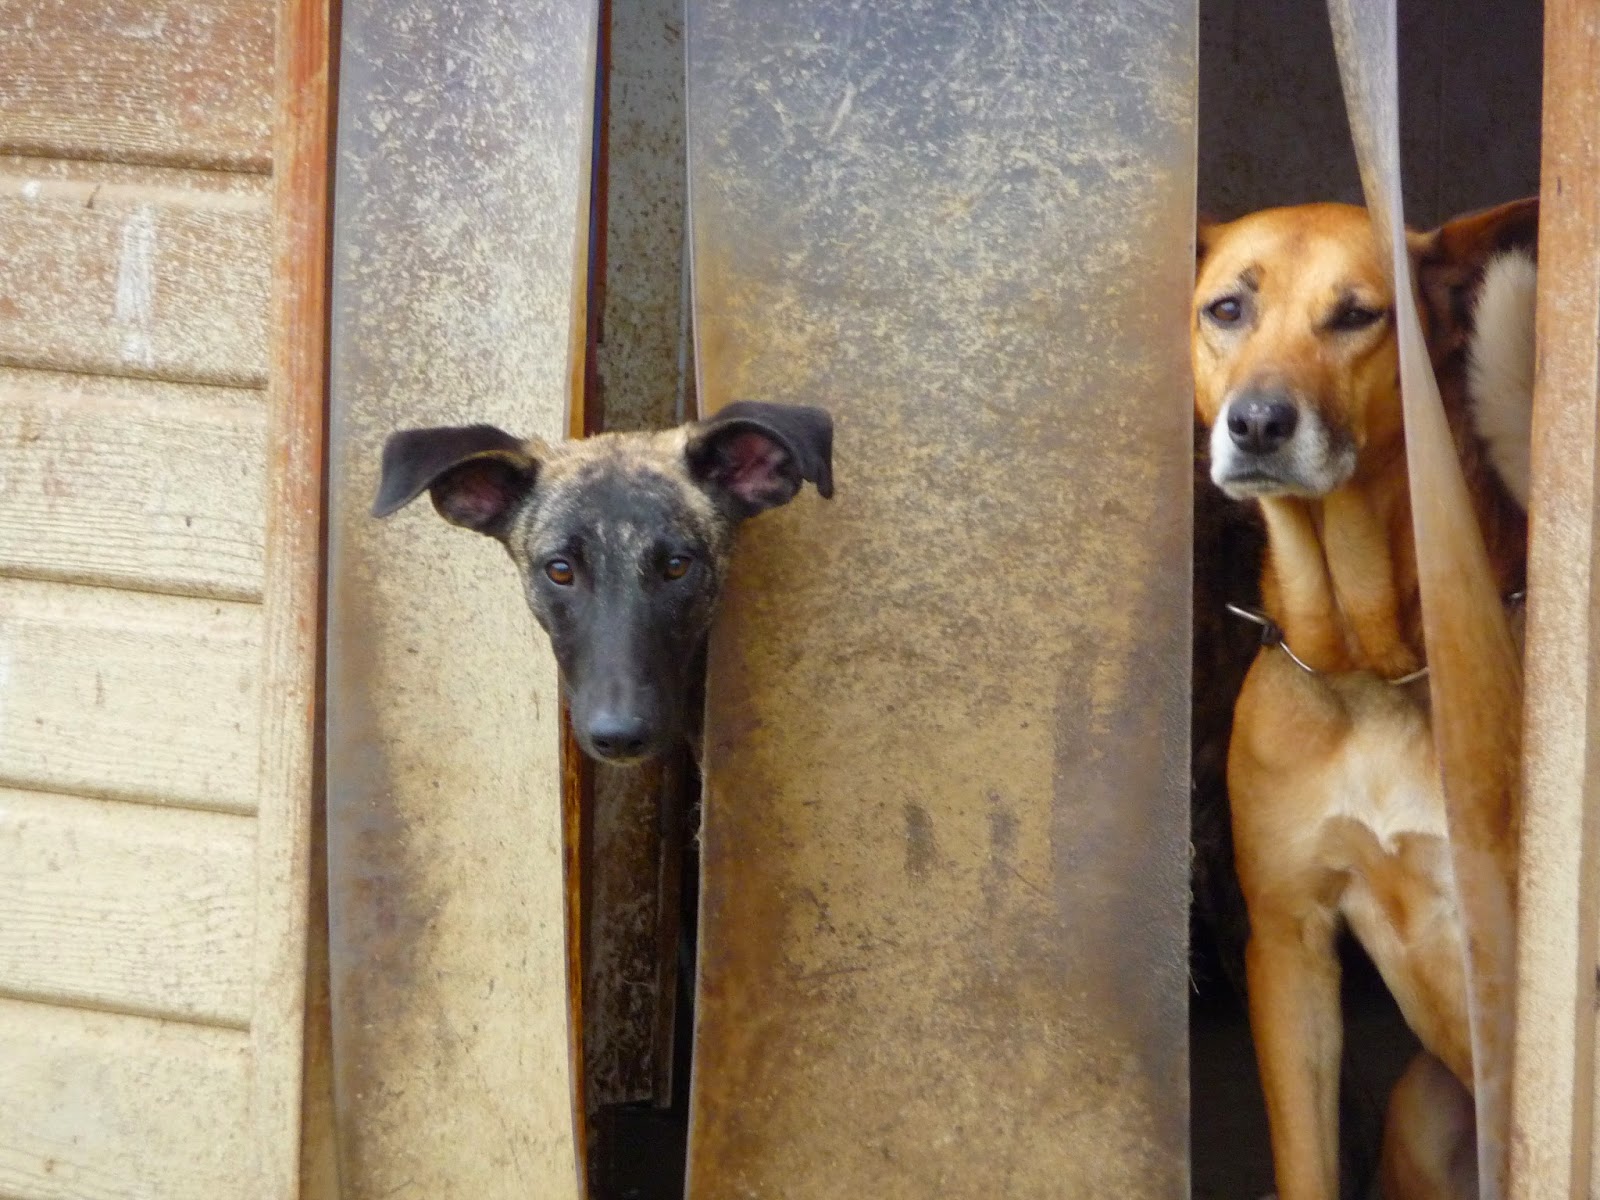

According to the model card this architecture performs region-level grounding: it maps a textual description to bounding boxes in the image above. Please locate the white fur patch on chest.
[1323,709,1448,852]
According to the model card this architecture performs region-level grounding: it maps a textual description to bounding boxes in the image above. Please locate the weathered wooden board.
[0,0,274,172]
[0,786,254,1025]
[0,578,262,813]
[0,998,251,1200]
[1509,2,1600,1196]
[684,1,1197,1195]
[0,165,269,388]
[0,0,327,1194]
[246,0,332,1188]
[0,368,267,600]
[324,0,596,1195]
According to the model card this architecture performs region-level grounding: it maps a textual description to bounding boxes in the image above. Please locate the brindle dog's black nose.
[1227,394,1299,454]
[587,711,652,761]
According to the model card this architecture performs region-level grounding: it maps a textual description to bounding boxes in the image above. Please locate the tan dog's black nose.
[1227,393,1299,455]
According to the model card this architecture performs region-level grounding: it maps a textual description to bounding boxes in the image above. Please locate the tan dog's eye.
[1330,303,1385,332]
[664,555,692,580]
[1205,296,1244,325]
[545,559,575,586]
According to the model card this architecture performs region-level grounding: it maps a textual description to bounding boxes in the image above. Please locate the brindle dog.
[372,400,833,764]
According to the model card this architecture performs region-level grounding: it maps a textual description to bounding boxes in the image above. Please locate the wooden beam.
[248,0,334,1191]
[1509,2,1600,1196]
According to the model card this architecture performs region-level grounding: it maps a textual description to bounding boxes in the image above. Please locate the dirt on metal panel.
[684,2,1197,1195]
[324,2,596,1197]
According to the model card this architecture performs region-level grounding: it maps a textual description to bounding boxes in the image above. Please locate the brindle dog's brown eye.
[664,554,691,580]
[545,559,574,586]
[1206,296,1243,324]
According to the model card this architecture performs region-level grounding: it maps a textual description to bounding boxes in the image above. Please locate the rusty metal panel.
[684,2,1197,1195]
[324,0,597,1196]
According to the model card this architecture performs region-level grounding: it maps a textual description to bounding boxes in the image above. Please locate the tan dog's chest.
[1232,655,1474,1079]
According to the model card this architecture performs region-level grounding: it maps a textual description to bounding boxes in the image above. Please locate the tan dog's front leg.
[1247,911,1343,1200]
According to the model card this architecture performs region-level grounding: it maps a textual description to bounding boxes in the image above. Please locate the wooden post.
[1509,2,1600,1195]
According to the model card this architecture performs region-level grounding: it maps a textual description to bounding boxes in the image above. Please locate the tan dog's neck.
[1256,455,1421,680]
[1195,201,1535,685]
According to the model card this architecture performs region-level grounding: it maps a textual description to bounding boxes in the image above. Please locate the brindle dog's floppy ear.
[372,424,541,537]
[685,400,835,518]
[1409,196,1539,355]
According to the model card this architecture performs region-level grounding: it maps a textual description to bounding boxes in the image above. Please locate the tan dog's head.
[1192,197,1538,501]
[1193,203,1395,500]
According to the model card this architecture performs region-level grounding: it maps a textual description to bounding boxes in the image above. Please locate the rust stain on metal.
[685,1,1198,1194]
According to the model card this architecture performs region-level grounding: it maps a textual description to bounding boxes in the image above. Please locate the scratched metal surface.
[684,2,1196,1194]
[324,1,595,1196]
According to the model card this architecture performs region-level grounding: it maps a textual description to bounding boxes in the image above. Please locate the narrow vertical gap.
[299,0,344,1191]
[565,3,612,1193]
[586,0,612,438]
[582,0,698,1193]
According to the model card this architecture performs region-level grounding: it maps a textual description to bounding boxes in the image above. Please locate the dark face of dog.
[372,401,834,764]
[1192,197,1538,500]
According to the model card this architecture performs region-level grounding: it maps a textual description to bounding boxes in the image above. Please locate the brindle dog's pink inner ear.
[371,424,540,537]
[686,400,835,517]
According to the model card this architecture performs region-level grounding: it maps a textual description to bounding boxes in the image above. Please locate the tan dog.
[1192,198,1538,1199]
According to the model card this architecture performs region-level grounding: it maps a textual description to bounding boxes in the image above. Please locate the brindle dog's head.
[1192,197,1538,501]
[373,401,833,764]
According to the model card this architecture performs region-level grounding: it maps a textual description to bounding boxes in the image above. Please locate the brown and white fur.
[1191,197,1538,1200]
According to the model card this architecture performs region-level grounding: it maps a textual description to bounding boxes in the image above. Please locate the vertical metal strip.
[325,2,598,1196]
[1326,3,1522,1195]
[1509,2,1600,1195]
[684,2,1198,1194]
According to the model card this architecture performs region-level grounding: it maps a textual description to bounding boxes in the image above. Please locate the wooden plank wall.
[0,0,329,1197]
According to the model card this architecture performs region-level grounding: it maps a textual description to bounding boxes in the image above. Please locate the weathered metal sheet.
[1328,4,1522,1194]
[684,3,1197,1195]
[324,1,597,1196]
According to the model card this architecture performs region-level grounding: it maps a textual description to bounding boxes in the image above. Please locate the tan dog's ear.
[1196,213,1224,266]
[1410,196,1539,354]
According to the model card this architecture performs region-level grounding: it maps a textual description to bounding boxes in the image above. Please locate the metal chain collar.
[1224,591,1526,688]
